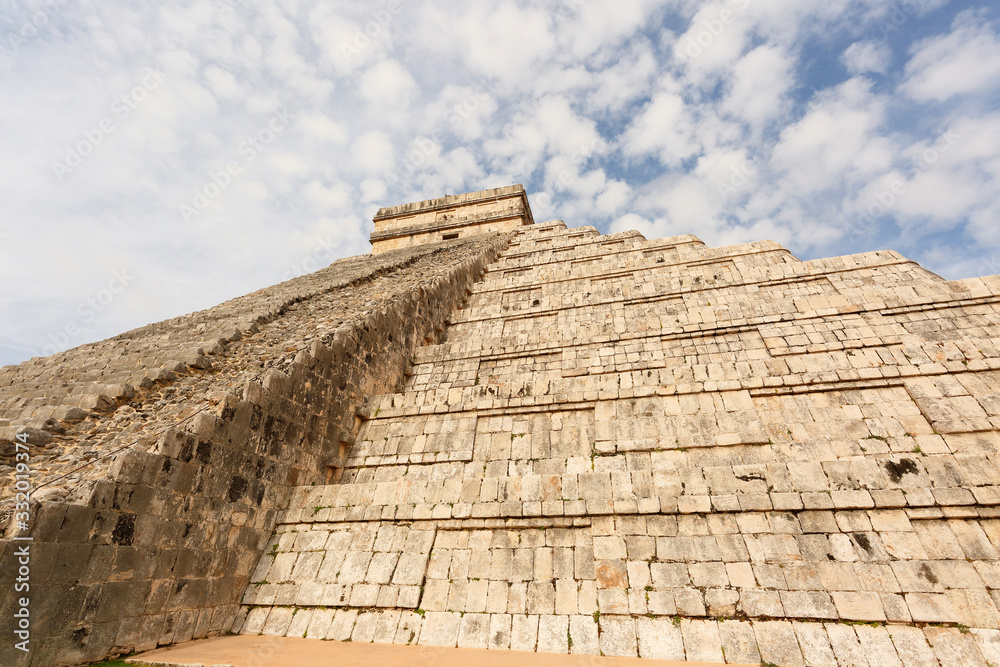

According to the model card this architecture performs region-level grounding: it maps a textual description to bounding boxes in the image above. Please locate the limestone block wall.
[242,221,1000,665]
[371,218,526,254]
[371,185,533,254]
[0,234,508,666]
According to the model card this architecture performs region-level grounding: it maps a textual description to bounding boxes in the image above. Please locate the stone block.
[906,592,958,623]
[457,612,490,649]
[636,616,684,661]
[420,611,461,647]
[510,614,539,652]
[831,591,886,622]
[755,620,803,667]
[719,619,760,664]
[780,590,838,619]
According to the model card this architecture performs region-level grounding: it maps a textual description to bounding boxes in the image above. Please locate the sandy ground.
[129,635,750,667]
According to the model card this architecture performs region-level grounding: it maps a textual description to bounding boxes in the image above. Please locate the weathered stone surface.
[755,620,804,667]
[0,230,508,666]
[718,619,760,665]
[371,185,533,254]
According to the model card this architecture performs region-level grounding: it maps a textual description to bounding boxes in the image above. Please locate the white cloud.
[359,178,387,203]
[561,0,664,59]
[359,59,417,107]
[595,180,631,215]
[298,111,348,145]
[584,41,658,114]
[423,83,499,142]
[351,130,395,174]
[308,6,381,74]
[415,2,556,81]
[674,1,752,85]
[651,175,720,231]
[722,45,796,129]
[879,115,1000,240]
[841,40,891,75]
[715,217,794,248]
[203,65,243,100]
[2,0,1000,367]
[903,10,1000,102]
[534,96,605,160]
[700,148,760,200]
[771,78,890,193]
[404,146,485,201]
[622,91,699,167]
[609,212,657,237]
[483,122,548,181]
[303,180,352,211]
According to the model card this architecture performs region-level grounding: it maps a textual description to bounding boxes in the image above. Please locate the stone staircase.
[236,220,1000,665]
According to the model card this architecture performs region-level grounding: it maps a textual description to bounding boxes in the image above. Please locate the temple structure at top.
[370,184,534,254]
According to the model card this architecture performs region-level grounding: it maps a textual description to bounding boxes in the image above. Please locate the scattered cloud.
[902,9,1000,102]
[1,0,998,366]
[771,78,891,194]
[842,40,891,75]
[351,130,395,174]
[722,45,796,129]
[359,59,417,107]
[622,91,699,168]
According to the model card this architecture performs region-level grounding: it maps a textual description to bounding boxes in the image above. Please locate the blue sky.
[1,0,999,366]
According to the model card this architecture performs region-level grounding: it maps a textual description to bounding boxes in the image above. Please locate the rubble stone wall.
[0,234,508,666]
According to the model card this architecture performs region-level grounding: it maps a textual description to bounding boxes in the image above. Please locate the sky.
[1,0,999,367]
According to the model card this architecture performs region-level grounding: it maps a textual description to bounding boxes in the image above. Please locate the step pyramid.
[234,212,1000,665]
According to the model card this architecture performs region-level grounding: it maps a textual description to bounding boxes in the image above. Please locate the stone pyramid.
[238,187,1000,664]
[4,185,1000,666]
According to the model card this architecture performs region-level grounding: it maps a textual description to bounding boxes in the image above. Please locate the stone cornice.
[373,184,532,223]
